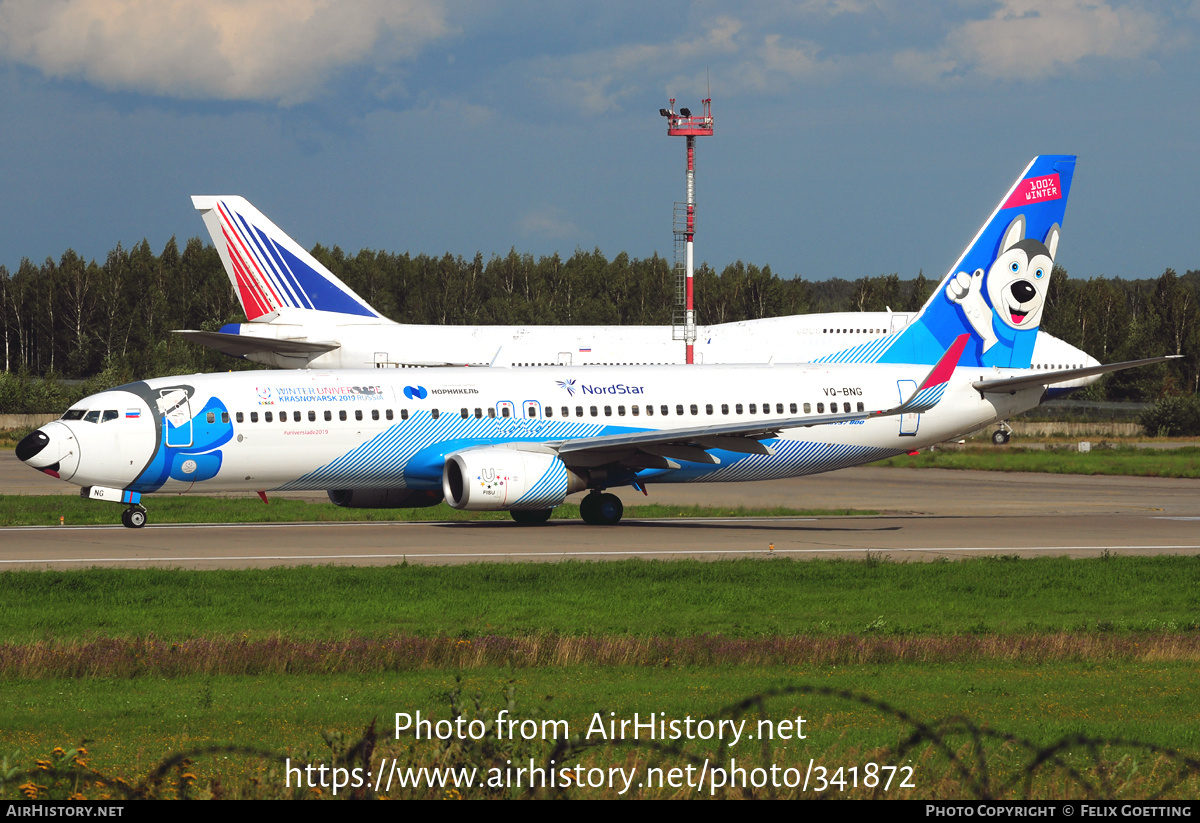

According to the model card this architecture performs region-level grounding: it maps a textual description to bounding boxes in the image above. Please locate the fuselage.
[22,361,1042,500]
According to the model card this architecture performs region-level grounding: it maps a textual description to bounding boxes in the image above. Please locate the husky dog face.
[986,215,1059,331]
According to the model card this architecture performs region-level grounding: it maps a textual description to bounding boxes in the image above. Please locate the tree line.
[0,238,1197,412]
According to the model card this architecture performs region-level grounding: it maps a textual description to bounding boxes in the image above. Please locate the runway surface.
[3,449,1198,569]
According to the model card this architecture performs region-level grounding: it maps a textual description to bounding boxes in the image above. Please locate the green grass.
[3,556,1200,642]
[5,662,1199,798]
[0,494,870,527]
[874,445,1200,477]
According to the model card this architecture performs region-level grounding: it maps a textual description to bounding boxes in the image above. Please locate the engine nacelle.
[443,448,586,510]
[327,489,444,509]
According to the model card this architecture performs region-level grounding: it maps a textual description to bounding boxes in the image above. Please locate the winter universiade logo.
[403,386,428,400]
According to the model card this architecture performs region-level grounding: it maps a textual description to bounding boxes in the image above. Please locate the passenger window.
[324,410,331,422]
[236,412,244,423]
[309,411,317,422]
[206,412,215,424]
[632,405,639,416]
[102,410,119,423]
[340,410,347,421]
[222,412,230,423]
[461,408,469,419]
[401,409,409,420]
[264,411,273,422]
[843,402,851,413]
[575,406,583,417]
[501,407,510,418]
[562,407,570,418]
[545,406,553,418]
[749,404,756,414]
[777,404,784,414]
[790,403,797,414]
[474,408,483,419]
[386,409,394,420]
[250,412,258,423]
[817,403,824,413]
[645,405,653,416]
[355,410,363,421]
[857,402,865,412]
[675,405,683,415]
[487,408,495,419]
[431,409,440,420]
[803,403,811,414]
[736,404,743,414]
[617,406,625,416]
[527,405,537,418]
[604,406,612,417]
[721,404,728,414]
[705,404,713,415]
[690,404,698,415]
[590,406,598,417]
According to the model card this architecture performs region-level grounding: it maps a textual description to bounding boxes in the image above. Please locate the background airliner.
[179,193,1097,392]
[19,156,1168,528]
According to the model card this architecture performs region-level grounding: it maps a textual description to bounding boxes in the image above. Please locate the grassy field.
[875,445,1200,477]
[3,556,1200,798]
[3,556,1200,642]
[0,494,870,527]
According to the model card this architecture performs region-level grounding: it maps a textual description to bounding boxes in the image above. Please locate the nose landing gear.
[120,506,147,529]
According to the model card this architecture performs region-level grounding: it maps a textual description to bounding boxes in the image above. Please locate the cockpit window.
[62,410,85,420]
[101,410,119,423]
[83,410,101,423]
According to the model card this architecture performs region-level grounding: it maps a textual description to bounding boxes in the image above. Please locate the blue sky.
[1,0,1198,285]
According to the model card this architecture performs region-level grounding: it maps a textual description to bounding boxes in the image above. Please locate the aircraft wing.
[549,335,968,466]
[173,330,340,357]
[971,355,1180,394]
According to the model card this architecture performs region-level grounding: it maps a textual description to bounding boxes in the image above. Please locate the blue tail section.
[819,155,1076,368]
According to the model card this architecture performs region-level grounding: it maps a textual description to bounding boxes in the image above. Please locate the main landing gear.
[579,490,623,526]
[120,506,147,529]
[510,508,553,525]
[991,421,1012,446]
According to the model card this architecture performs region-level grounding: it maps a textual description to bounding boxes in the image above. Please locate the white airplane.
[19,156,1170,528]
[178,192,1096,397]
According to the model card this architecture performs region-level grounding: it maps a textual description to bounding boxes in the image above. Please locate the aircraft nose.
[1010,281,1037,303]
[15,429,49,462]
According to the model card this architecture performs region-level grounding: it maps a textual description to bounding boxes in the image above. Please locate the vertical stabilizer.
[818,155,1075,368]
[192,196,382,321]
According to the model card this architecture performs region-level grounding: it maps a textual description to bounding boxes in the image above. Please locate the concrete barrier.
[0,413,58,429]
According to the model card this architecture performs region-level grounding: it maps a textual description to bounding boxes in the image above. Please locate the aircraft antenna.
[659,96,713,364]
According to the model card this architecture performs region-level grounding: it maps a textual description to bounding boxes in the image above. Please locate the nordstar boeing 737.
[18,156,1171,527]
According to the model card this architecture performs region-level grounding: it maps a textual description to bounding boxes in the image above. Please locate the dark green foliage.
[2,237,1200,405]
[1138,395,1200,437]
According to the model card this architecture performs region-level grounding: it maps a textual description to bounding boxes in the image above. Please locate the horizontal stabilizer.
[173,330,340,357]
[972,355,1181,394]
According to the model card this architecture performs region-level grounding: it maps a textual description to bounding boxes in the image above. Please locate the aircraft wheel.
[579,492,602,525]
[122,507,147,529]
[511,508,552,525]
[592,493,623,526]
[992,429,1011,446]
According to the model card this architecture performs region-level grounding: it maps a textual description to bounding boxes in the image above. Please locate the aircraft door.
[159,389,194,447]
[374,352,389,368]
[558,352,572,366]
[890,314,909,334]
[897,380,919,436]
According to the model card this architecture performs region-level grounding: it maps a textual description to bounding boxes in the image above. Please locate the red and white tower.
[660,97,713,364]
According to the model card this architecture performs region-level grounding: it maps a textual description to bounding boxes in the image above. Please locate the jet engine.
[327,489,444,508]
[443,448,586,510]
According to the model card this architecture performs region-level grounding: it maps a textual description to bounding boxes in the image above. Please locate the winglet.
[886,333,969,416]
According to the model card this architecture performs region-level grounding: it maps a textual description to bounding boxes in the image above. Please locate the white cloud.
[914,0,1164,82]
[516,206,578,241]
[0,0,452,104]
